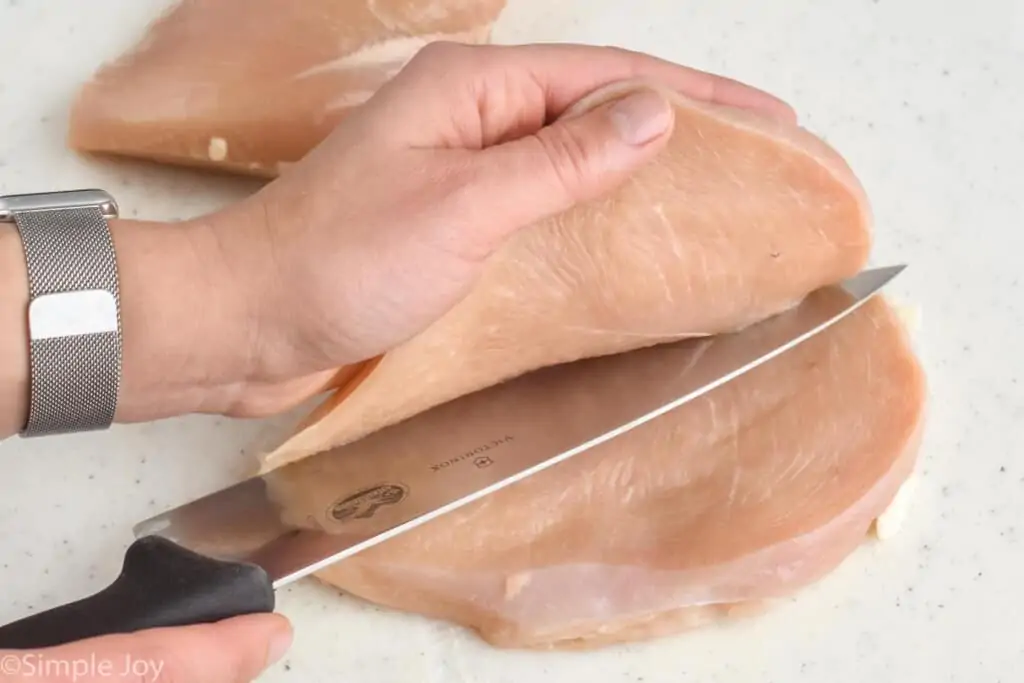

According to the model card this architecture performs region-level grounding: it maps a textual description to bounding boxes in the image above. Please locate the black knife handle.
[0,535,275,650]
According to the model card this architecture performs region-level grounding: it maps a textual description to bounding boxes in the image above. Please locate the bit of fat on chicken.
[874,474,919,540]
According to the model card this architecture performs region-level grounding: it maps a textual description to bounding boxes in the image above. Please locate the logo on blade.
[430,435,514,473]
[328,483,408,522]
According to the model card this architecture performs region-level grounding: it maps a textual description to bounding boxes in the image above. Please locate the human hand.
[175,42,796,418]
[0,614,291,682]
[90,42,794,426]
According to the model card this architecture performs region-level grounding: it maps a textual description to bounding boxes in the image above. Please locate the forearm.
[0,218,254,440]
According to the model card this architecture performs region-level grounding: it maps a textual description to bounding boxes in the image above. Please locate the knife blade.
[0,265,904,649]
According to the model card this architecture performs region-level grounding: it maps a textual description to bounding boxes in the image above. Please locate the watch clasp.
[0,189,119,222]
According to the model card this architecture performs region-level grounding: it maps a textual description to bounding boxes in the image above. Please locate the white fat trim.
[368,0,455,29]
[324,90,379,111]
[207,136,228,161]
[295,29,487,79]
[874,474,918,540]
[892,301,922,335]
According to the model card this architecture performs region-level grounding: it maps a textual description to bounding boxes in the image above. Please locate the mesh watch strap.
[12,206,122,436]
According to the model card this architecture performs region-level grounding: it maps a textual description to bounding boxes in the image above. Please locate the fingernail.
[266,623,294,668]
[608,90,673,145]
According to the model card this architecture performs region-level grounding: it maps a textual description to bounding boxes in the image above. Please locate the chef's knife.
[0,266,905,650]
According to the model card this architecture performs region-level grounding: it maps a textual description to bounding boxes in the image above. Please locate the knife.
[0,265,905,650]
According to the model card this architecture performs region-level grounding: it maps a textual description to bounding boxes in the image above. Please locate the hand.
[0,614,291,683]
[177,42,795,418]
[70,42,793,428]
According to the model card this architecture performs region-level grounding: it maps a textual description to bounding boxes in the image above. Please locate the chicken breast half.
[262,83,876,470]
[67,0,508,175]
[264,292,924,649]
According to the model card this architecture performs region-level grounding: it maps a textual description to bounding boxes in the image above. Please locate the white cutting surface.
[1,0,1022,680]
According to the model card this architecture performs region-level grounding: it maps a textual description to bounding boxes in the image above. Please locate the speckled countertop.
[1,0,1022,680]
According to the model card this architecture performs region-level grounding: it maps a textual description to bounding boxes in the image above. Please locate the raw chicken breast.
[261,84,873,471]
[263,292,926,649]
[251,84,920,649]
[67,0,507,176]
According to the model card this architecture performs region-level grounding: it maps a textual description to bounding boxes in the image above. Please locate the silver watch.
[0,189,122,437]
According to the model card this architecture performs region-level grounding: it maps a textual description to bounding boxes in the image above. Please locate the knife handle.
[0,535,275,650]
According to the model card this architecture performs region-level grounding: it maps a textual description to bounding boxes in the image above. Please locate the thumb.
[474,86,675,234]
[1,614,293,683]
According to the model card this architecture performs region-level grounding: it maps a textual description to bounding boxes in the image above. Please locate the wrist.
[0,209,259,438]
[109,217,257,423]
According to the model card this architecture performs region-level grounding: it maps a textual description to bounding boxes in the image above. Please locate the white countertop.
[2,0,1022,680]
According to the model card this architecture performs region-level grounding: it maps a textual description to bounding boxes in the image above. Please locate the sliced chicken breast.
[264,293,925,649]
[261,85,873,471]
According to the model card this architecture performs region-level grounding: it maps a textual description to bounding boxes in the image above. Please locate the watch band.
[0,190,123,437]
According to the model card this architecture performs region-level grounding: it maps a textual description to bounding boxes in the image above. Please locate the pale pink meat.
[70,23,925,647]
[252,86,925,649]
[262,84,874,470]
[67,0,508,175]
[264,293,925,649]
